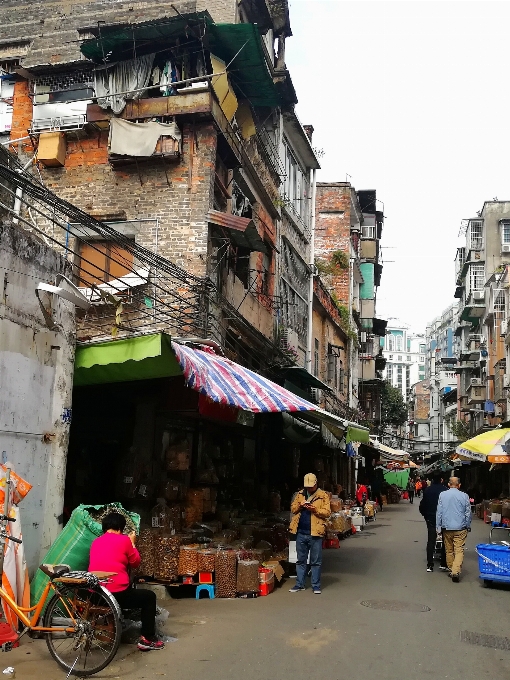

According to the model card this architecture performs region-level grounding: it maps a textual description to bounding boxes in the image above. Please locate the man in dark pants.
[419,473,447,572]
[407,478,415,504]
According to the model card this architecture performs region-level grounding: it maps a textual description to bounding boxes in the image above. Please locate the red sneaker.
[137,636,165,651]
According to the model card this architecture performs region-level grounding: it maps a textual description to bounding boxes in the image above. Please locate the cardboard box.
[38,132,67,167]
[263,560,285,582]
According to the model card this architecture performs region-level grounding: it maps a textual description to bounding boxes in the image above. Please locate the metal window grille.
[469,221,483,250]
[314,338,319,377]
[502,222,510,245]
[469,264,485,292]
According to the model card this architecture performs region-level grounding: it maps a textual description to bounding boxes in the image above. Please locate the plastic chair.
[195,584,215,599]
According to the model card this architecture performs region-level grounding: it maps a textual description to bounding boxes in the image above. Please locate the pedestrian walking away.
[419,474,447,572]
[356,482,368,508]
[289,473,331,594]
[436,477,472,582]
[406,478,415,504]
[415,479,423,498]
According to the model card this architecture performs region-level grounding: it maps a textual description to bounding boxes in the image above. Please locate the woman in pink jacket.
[89,512,164,651]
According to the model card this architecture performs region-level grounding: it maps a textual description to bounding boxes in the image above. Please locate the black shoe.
[451,573,460,583]
[426,565,433,572]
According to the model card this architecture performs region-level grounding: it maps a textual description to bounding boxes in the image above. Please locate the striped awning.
[172,342,315,413]
[371,439,410,462]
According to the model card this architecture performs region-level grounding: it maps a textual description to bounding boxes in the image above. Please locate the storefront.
[63,333,369,596]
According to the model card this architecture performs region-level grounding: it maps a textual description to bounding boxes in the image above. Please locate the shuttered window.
[78,241,133,286]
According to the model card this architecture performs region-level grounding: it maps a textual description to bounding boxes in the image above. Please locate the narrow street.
[7,503,510,680]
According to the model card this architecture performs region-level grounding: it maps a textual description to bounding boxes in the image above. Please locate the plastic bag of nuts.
[178,545,199,576]
[236,560,260,594]
[197,549,216,572]
[154,534,180,581]
[215,549,237,598]
[136,528,156,577]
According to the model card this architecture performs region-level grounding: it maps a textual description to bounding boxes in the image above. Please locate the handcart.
[476,526,510,587]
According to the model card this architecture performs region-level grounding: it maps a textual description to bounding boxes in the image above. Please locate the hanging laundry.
[95,54,155,114]
[109,118,182,157]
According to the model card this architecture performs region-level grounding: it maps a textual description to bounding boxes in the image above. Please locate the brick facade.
[315,183,352,306]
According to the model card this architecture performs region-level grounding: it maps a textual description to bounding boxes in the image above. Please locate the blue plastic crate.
[477,543,510,578]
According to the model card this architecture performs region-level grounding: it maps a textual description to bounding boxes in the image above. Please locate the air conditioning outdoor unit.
[504,375,510,389]
[470,378,483,387]
[310,388,323,403]
[502,244,510,254]
[472,290,484,301]
[501,320,508,336]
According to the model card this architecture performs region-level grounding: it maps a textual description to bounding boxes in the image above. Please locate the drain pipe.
[305,168,317,374]
[13,156,36,225]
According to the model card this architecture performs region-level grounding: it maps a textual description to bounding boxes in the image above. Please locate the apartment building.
[382,324,426,400]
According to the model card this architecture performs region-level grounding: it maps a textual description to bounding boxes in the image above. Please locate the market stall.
[62,334,370,599]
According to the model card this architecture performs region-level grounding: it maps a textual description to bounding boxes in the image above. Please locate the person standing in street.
[419,474,447,572]
[356,481,368,508]
[289,473,331,594]
[407,478,415,504]
[436,477,472,582]
[415,479,423,498]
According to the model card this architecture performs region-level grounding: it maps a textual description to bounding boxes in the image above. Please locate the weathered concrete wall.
[0,221,75,575]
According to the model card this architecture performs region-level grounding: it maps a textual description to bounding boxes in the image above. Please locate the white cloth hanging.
[109,118,182,156]
[94,54,155,114]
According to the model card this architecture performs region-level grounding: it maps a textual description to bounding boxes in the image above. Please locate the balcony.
[87,90,215,125]
[467,379,486,405]
[460,291,486,322]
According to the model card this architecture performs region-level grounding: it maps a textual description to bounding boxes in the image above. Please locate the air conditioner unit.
[472,290,484,301]
[504,375,510,389]
[310,388,323,403]
[502,244,510,254]
[495,404,503,416]
[470,378,483,387]
[501,320,508,336]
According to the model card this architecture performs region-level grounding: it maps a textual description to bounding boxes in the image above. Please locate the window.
[397,355,402,361]
[338,360,345,393]
[388,336,395,351]
[407,355,411,362]
[327,352,337,386]
[389,354,393,360]
[419,356,425,363]
[361,224,376,239]
[78,241,133,286]
[396,336,403,351]
[386,364,393,383]
[469,220,483,250]
[502,222,510,245]
[419,344,426,353]
[314,338,319,377]
[261,249,271,296]
[406,366,411,393]
[397,364,403,389]
[469,263,485,293]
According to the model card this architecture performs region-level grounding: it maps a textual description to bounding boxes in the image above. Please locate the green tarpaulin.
[207,23,280,107]
[384,469,410,488]
[80,13,213,62]
[74,333,181,386]
[347,425,370,445]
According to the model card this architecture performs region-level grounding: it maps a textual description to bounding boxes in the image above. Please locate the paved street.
[7,503,510,679]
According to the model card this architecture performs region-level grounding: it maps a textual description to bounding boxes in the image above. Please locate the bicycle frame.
[0,579,79,634]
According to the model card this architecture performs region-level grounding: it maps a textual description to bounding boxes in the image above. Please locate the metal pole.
[0,469,11,579]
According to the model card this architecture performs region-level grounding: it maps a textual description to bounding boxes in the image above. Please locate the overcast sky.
[285,0,510,333]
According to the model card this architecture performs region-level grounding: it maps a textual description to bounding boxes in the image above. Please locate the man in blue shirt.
[436,477,471,582]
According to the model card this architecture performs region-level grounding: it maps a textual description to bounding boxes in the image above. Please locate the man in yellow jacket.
[289,473,331,594]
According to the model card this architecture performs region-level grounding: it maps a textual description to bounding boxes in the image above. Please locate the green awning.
[80,13,213,62]
[347,424,370,445]
[74,333,182,386]
[207,23,280,107]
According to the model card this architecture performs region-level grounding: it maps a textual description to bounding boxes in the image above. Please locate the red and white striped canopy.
[172,342,316,413]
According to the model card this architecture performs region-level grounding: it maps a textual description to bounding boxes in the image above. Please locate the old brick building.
[1,0,321,377]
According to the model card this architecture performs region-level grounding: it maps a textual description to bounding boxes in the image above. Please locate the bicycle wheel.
[44,584,121,677]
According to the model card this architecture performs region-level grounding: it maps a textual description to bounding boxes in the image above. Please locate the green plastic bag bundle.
[30,503,140,606]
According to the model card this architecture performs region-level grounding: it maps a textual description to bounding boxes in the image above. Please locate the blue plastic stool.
[195,584,215,599]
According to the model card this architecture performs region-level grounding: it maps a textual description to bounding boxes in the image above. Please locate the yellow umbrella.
[456,428,510,463]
